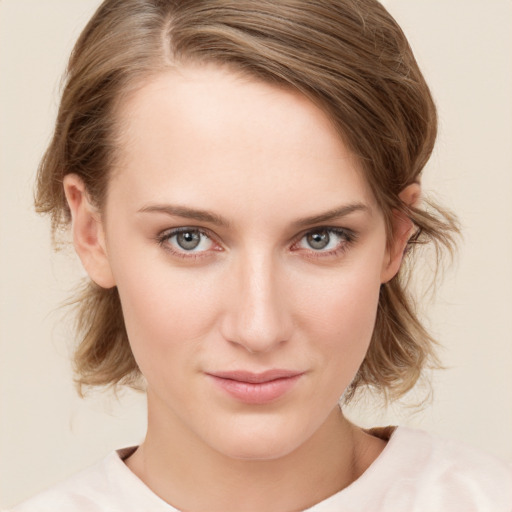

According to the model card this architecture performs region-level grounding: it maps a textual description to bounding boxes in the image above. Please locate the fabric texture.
[10,427,512,512]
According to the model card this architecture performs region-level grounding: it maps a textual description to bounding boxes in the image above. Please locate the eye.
[174,230,205,251]
[158,227,215,255]
[305,230,332,250]
[293,227,355,255]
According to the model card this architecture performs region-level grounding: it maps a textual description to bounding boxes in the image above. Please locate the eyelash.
[156,227,218,260]
[291,227,357,260]
[156,226,357,261]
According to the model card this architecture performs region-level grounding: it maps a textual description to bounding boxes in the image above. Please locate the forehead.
[110,64,377,222]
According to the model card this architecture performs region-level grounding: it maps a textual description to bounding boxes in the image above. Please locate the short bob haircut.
[37,0,458,401]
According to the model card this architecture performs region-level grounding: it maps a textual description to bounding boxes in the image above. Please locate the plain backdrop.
[1,0,511,508]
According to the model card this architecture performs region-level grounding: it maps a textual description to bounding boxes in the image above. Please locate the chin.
[204,414,314,462]
[217,436,300,462]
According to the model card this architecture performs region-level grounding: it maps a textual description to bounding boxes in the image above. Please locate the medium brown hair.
[37,0,458,399]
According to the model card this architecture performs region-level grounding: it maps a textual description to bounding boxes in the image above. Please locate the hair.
[37,0,458,400]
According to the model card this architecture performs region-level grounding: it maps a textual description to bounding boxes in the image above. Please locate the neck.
[125,396,384,512]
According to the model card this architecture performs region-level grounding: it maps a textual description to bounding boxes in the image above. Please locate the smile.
[206,370,304,404]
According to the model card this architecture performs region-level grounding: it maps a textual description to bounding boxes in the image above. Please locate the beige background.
[1,0,511,508]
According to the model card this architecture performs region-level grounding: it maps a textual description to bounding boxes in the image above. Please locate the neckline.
[112,426,404,511]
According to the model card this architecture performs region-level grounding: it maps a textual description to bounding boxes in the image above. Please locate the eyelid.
[293,225,355,244]
[155,225,357,261]
[156,226,222,258]
[290,226,357,256]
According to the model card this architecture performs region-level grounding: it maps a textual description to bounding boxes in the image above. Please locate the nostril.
[219,255,293,352]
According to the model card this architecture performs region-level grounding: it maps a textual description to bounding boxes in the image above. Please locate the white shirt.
[10,427,512,511]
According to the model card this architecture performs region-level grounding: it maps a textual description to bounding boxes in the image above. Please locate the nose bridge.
[223,247,290,353]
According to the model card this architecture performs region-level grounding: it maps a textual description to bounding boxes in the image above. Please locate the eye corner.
[155,226,223,260]
[290,226,358,259]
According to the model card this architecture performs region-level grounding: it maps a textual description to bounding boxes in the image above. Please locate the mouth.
[206,369,304,404]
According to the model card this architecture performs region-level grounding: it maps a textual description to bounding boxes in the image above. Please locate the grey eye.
[176,231,201,250]
[306,230,330,250]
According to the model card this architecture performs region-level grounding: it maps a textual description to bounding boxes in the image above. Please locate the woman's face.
[97,64,401,460]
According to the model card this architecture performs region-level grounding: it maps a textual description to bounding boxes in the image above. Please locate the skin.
[64,64,418,512]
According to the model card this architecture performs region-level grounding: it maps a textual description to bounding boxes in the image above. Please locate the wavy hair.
[36,0,459,399]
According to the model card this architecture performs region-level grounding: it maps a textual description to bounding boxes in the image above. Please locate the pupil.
[307,231,330,250]
[177,231,200,250]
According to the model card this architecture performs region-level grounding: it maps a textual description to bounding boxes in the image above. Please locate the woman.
[10,0,512,510]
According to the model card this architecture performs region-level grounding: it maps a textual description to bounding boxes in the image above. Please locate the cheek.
[112,257,221,377]
[297,262,382,378]
[331,273,380,342]
[302,259,381,332]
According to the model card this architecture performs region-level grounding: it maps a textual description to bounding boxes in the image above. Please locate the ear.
[380,183,421,283]
[63,174,116,288]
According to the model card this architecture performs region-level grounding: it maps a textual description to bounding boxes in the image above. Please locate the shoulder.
[396,427,511,483]
[8,448,174,512]
[311,427,512,512]
[377,427,512,511]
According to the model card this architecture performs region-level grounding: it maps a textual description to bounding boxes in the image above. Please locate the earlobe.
[381,183,421,283]
[63,174,116,288]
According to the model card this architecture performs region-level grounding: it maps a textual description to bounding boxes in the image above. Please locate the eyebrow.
[138,204,231,228]
[291,202,371,229]
[138,202,370,229]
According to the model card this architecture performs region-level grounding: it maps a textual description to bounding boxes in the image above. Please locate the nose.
[220,250,292,353]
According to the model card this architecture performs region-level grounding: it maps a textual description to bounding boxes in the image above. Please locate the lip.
[206,370,304,404]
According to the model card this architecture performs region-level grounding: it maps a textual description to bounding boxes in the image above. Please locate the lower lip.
[208,375,302,404]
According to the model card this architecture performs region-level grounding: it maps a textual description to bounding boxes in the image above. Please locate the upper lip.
[207,369,304,384]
